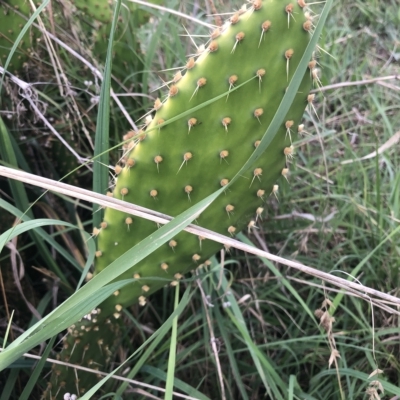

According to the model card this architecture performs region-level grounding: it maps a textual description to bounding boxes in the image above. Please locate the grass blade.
[92,0,123,228]
[164,283,180,400]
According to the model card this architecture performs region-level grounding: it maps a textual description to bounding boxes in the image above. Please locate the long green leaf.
[19,336,56,400]
[92,0,122,228]
[0,198,90,278]
[164,283,180,400]
[0,190,221,368]
[237,233,318,325]
[212,262,285,399]
[214,304,249,400]
[0,117,70,282]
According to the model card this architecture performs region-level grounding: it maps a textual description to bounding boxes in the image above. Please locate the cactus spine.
[45,0,317,397]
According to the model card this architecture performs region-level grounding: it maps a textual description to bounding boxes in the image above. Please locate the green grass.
[0,0,400,399]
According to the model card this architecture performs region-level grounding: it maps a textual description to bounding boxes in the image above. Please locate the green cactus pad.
[0,0,33,74]
[96,0,313,310]
[71,0,113,23]
[47,0,316,397]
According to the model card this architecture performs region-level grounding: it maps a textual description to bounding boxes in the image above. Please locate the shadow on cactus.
[39,0,325,398]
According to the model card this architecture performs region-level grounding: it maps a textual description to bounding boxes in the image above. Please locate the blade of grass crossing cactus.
[45,1,318,397]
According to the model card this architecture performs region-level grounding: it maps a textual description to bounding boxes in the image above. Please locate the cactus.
[44,0,318,397]
[0,0,33,74]
[0,0,162,75]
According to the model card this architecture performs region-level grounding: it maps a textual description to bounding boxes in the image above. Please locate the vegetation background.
[0,0,399,399]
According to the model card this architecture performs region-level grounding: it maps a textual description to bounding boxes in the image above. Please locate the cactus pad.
[46,0,317,397]
[0,0,33,74]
